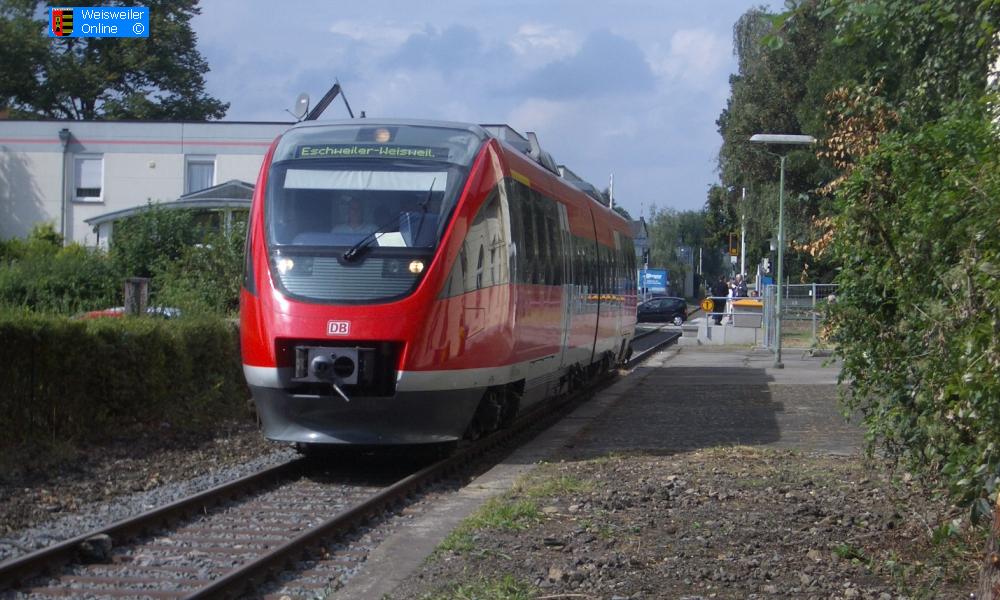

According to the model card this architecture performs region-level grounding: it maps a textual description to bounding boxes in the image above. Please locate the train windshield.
[264,123,485,303]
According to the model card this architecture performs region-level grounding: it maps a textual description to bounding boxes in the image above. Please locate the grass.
[436,471,594,556]
[438,497,540,554]
[514,473,593,499]
[418,575,535,600]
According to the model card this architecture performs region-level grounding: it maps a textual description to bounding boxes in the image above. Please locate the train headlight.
[275,257,294,275]
[408,259,425,274]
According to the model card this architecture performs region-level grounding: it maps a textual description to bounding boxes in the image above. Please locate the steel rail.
[0,460,304,591]
[188,337,682,598]
[627,329,681,368]
[0,335,677,598]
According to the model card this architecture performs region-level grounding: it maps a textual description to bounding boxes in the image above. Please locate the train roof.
[288,118,609,209]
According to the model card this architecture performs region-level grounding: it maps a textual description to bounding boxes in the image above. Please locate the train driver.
[332,196,369,242]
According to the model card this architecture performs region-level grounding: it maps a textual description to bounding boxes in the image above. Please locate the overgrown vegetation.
[0,207,246,316]
[0,224,118,313]
[714,0,1000,567]
[830,104,1000,522]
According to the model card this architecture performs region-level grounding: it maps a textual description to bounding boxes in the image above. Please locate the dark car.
[637,296,687,325]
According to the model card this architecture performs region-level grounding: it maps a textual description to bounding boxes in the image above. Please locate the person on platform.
[711,276,728,325]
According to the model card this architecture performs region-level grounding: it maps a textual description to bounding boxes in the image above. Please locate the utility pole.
[740,187,746,277]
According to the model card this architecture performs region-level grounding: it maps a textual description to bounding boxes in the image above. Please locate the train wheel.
[499,386,521,428]
[465,388,504,440]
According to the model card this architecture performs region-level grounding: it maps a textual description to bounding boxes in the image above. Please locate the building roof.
[630,217,648,239]
[84,179,254,227]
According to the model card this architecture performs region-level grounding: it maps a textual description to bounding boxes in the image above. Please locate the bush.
[829,103,1000,521]
[110,203,198,279]
[0,310,248,451]
[0,225,118,313]
[153,222,246,315]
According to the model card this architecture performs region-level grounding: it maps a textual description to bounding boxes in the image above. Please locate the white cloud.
[327,19,418,46]
[651,28,729,87]
[508,23,579,67]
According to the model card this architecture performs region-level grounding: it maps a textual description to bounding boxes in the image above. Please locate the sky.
[192,1,779,219]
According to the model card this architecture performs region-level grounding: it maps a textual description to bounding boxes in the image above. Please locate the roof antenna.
[305,79,355,120]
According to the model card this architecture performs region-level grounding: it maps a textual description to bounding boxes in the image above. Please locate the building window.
[185,155,215,193]
[74,155,103,202]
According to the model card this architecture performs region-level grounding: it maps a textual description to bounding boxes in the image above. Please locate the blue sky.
[192,1,778,218]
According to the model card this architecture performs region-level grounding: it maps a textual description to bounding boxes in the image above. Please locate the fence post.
[124,277,150,316]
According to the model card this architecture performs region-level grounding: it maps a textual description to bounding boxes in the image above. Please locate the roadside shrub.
[828,103,1000,521]
[0,310,248,451]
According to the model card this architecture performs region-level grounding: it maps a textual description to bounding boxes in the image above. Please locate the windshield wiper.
[342,178,437,262]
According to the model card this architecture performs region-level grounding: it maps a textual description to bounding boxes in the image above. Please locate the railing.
[760,283,838,349]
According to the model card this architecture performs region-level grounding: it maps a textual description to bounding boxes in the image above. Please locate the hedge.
[0,311,249,450]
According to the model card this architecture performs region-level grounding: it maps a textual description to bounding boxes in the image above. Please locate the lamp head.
[750,133,816,145]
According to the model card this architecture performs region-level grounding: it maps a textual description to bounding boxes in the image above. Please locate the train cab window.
[263,123,486,304]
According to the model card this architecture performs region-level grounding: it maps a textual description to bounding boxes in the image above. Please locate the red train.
[240,119,637,448]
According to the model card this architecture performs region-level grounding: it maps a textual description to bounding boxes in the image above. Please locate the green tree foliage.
[711,6,832,281]
[154,222,246,314]
[807,0,999,125]
[645,207,722,289]
[612,204,632,221]
[828,104,1000,521]
[110,203,197,279]
[0,0,228,119]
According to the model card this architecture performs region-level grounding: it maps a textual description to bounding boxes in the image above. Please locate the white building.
[0,120,291,246]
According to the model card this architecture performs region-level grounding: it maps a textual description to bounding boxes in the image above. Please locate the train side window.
[525,194,540,284]
[545,201,561,285]
[505,181,525,284]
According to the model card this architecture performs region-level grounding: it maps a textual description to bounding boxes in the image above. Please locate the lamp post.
[749,133,816,369]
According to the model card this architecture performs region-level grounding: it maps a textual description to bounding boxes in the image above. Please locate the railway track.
[0,333,679,599]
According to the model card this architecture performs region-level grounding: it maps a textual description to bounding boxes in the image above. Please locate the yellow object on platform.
[732,298,763,308]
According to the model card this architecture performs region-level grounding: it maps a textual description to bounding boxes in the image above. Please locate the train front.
[240,121,487,446]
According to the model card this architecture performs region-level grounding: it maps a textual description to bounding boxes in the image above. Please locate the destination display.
[295,144,450,160]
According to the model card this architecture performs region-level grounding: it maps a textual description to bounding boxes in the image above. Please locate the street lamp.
[749,133,816,369]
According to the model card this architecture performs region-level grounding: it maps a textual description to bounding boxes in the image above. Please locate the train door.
[586,206,602,367]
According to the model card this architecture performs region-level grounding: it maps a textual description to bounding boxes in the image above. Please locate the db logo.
[326,320,350,336]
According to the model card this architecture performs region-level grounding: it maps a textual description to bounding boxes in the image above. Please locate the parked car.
[74,306,182,319]
[637,296,687,325]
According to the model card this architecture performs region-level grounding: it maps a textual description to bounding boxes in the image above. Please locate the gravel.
[393,447,977,599]
[0,420,295,563]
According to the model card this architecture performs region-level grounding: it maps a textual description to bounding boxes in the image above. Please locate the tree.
[612,204,632,221]
[0,0,228,120]
[711,6,834,284]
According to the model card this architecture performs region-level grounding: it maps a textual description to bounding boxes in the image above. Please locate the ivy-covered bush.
[0,309,248,450]
[829,103,1000,520]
